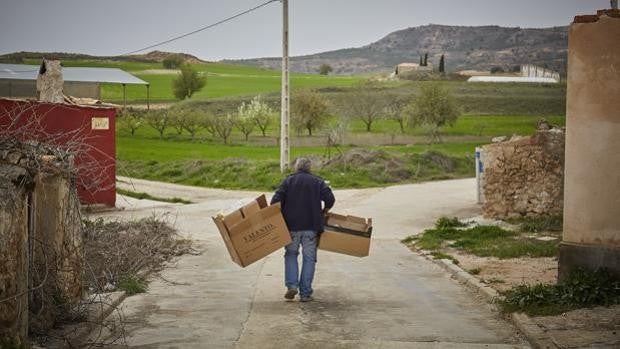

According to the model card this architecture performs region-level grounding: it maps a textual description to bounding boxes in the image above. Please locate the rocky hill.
[227,24,568,75]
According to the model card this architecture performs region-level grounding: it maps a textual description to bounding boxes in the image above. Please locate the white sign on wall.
[91,117,109,130]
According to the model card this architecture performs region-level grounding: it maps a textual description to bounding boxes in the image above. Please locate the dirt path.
[92,177,528,348]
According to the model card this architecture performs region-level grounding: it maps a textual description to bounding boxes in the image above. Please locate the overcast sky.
[0,0,611,61]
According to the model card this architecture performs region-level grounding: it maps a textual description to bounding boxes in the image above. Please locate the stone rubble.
[482,123,565,219]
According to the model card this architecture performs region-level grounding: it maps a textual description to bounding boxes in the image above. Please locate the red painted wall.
[0,98,117,206]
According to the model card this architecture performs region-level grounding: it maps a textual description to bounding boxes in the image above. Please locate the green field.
[23,58,362,102]
[33,57,567,190]
[24,58,566,118]
[116,113,564,190]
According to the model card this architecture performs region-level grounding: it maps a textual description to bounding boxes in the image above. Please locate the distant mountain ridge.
[0,50,207,65]
[226,24,568,75]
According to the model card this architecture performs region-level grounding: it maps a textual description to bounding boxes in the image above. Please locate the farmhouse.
[394,62,433,76]
[0,62,148,106]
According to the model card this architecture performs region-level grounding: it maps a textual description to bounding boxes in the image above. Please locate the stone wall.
[0,164,32,346]
[0,141,84,342]
[482,125,565,219]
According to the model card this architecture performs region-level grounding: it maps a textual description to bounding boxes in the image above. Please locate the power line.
[119,0,280,56]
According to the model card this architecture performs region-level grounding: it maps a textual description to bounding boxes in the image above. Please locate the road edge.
[412,247,559,349]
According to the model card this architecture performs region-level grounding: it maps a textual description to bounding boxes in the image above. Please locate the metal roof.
[467,76,559,83]
[0,63,148,85]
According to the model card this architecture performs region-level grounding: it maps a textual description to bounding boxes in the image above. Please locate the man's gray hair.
[294,157,312,173]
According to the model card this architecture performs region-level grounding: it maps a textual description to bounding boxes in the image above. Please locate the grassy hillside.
[22,58,361,103]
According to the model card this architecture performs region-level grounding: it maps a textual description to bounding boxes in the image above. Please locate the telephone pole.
[280,0,290,172]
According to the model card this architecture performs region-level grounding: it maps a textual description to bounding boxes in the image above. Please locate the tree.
[169,107,203,139]
[163,54,185,69]
[438,54,445,74]
[213,113,236,144]
[319,64,333,75]
[337,80,388,132]
[243,95,275,137]
[118,108,144,136]
[172,64,206,100]
[404,83,460,143]
[291,90,329,136]
[236,102,256,141]
[419,55,423,66]
[423,53,428,67]
[200,112,217,138]
[144,109,169,138]
[168,110,185,135]
[384,94,411,133]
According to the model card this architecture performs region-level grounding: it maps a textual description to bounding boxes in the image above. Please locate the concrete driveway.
[92,177,528,348]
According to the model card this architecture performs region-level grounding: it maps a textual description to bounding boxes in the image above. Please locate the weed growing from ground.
[500,268,620,316]
[117,276,148,295]
[435,216,469,229]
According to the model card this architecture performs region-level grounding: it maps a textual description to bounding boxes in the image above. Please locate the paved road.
[92,177,528,348]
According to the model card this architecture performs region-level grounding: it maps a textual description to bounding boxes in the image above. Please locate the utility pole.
[280,0,290,172]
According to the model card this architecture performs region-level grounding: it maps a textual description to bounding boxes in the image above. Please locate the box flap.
[241,200,260,218]
[326,212,371,233]
[255,194,268,209]
[223,210,244,230]
[211,216,242,265]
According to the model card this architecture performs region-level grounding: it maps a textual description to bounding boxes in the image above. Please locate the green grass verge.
[116,188,192,204]
[118,149,473,191]
[500,268,620,316]
[403,216,559,259]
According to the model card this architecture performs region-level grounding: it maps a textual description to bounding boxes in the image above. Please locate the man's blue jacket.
[270,170,335,233]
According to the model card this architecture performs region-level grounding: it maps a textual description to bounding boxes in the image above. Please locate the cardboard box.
[318,213,372,257]
[212,194,291,267]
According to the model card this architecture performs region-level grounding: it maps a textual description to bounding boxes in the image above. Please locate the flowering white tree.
[241,95,276,137]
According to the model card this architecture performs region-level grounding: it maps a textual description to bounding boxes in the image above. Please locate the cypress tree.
[423,53,428,66]
[439,54,445,73]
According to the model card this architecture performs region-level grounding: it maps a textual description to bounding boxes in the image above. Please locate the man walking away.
[271,157,335,302]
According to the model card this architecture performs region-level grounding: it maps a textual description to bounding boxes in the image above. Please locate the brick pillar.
[560,10,620,279]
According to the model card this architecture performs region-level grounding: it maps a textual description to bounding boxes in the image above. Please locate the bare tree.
[144,109,169,138]
[338,80,388,132]
[213,113,236,144]
[172,108,203,140]
[384,94,411,133]
[118,108,144,136]
[168,109,185,135]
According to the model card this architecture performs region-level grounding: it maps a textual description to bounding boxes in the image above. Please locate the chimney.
[36,59,64,103]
